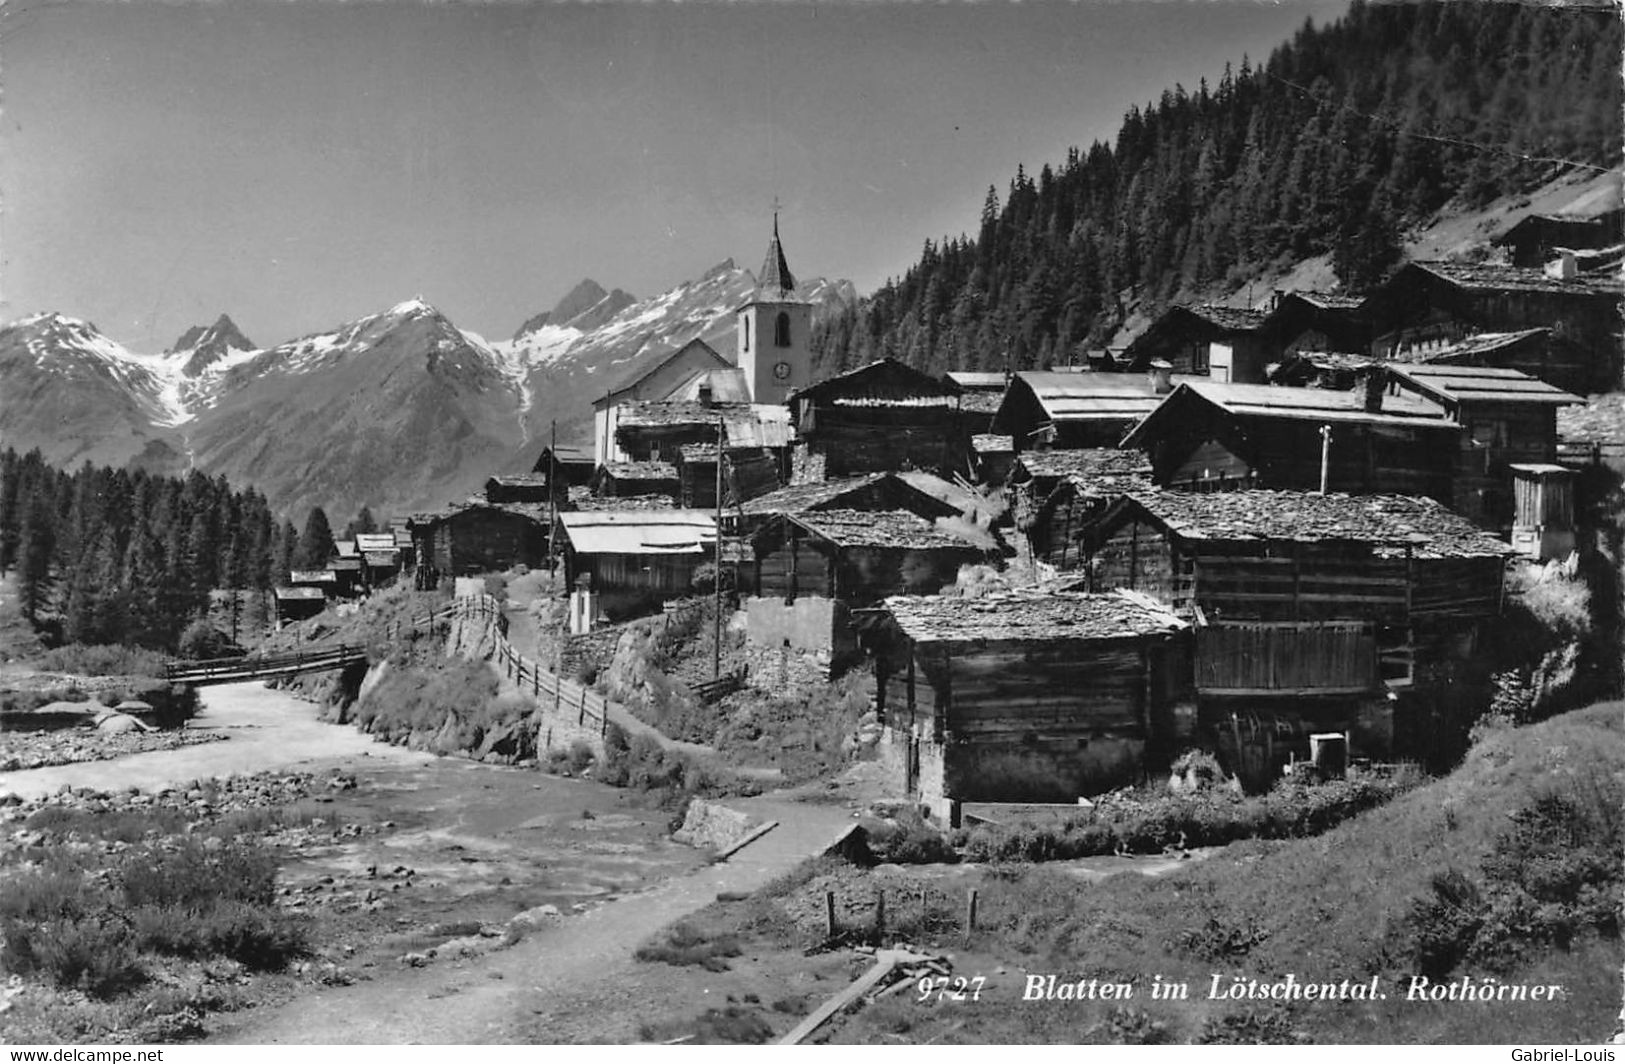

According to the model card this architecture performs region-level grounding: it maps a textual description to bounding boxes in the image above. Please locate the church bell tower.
[737,215,813,405]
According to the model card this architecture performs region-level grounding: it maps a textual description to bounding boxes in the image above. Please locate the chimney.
[1148,359,1174,395]
[1361,366,1386,413]
[1545,250,1579,281]
[697,378,714,407]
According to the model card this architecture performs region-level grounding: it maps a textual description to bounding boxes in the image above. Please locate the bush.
[863,812,960,865]
[567,739,596,773]
[30,643,171,677]
[120,839,279,910]
[177,621,241,661]
[958,770,1423,863]
[130,902,308,971]
[633,922,743,972]
[0,915,145,998]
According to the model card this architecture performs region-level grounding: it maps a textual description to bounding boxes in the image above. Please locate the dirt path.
[212,798,859,1044]
[0,682,431,800]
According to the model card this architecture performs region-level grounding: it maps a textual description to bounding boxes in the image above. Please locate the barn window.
[775,312,791,347]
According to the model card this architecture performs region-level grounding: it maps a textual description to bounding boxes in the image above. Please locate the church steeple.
[756,213,798,299]
[738,212,813,405]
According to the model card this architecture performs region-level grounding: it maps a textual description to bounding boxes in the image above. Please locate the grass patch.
[28,643,170,677]
[633,922,744,972]
[827,701,1625,1044]
[956,768,1424,862]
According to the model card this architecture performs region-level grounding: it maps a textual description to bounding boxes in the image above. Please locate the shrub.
[120,839,279,910]
[567,739,596,773]
[863,812,960,865]
[177,621,241,661]
[1082,1006,1174,1045]
[130,902,308,971]
[633,922,743,972]
[30,643,171,677]
[0,915,145,998]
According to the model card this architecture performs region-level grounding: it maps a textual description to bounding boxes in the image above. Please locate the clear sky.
[0,0,1352,351]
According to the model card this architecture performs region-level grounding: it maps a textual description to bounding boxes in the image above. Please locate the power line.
[1262,72,1619,176]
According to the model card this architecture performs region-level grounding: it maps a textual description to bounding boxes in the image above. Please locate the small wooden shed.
[862,588,1192,805]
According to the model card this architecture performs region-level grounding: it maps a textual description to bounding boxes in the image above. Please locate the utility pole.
[548,420,558,577]
[713,417,724,679]
[1319,424,1332,495]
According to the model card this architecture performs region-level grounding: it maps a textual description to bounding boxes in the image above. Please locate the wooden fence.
[167,593,608,736]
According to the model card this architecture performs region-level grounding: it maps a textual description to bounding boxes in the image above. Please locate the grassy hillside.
[830,702,1624,1043]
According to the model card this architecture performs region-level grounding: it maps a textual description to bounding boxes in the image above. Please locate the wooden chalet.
[970,434,1015,487]
[990,370,1169,452]
[861,589,1191,805]
[1261,290,1370,359]
[946,371,1009,434]
[743,508,995,686]
[672,442,782,511]
[1075,489,1515,771]
[788,359,969,479]
[733,471,960,537]
[327,556,364,596]
[1266,350,1381,390]
[531,443,596,489]
[1493,209,1624,268]
[274,586,326,627]
[1013,450,1155,568]
[1123,304,1271,383]
[1359,261,1623,393]
[556,510,717,620]
[354,532,402,587]
[591,338,734,464]
[407,503,550,584]
[1118,379,1458,499]
[750,509,991,606]
[1383,328,1592,398]
[589,461,680,500]
[1384,363,1580,529]
[485,473,552,505]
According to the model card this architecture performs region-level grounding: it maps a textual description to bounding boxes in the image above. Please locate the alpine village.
[1,0,1622,1048]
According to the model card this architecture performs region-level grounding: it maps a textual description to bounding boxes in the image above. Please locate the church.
[590,218,816,466]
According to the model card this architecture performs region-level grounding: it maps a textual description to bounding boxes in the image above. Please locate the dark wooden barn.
[274,586,326,627]
[1007,448,1153,549]
[485,473,553,505]
[1020,451,1156,569]
[408,504,550,583]
[945,371,1010,435]
[1493,209,1624,268]
[1259,290,1370,361]
[589,461,681,500]
[749,509,991,607]
[1360,261,1623,393]
[673,442,783,511]
[1123,304,1272,383]
[734,472,961,537]
[1119,380,1458,499]
[1384,363,1580,530]
[860,588,1191,807]
[531,443,596,490]
[990,370,1170,453]
[788,359,969,479]
[1381,327,1592,397]
[1074,489,1514,772]
[556,509,716,620]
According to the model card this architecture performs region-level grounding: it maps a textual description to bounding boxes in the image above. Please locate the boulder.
[96,713,152,734]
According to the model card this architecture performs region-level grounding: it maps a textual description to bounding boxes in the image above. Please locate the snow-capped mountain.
[0,313,191,474]
[0,262,856,520]
[167,313,257,378]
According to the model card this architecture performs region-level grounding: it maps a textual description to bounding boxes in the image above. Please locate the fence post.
[825,891,837,938]
[578,687,586,725]
[965,888,978,941]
